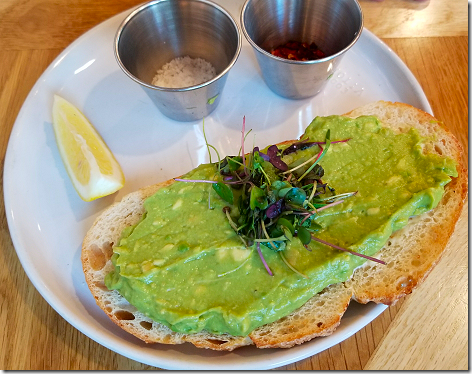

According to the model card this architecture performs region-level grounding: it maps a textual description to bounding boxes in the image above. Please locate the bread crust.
[343,101,467,306]
[82,101,467,350]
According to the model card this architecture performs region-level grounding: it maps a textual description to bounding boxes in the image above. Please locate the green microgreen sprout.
[223,207,238,231]
[260,220,277,250]
[213,182,233,204]
[202,118,212,163]
[279,250,308,279]
[217,255,251,278]
[254,235,288,243]
[297,130,331,182]
[308,180,318,202]
[282,147,323,175]
[316,191,358,202]
[241,116,247,171]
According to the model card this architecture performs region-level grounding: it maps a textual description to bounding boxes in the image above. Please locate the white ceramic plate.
[4,0,432,370]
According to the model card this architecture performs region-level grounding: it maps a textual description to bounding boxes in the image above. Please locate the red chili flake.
[270,40,326,61]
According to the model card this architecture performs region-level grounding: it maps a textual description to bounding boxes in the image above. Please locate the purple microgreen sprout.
[315,199,345,212]
[266,199,284,219]
[224,176,254,187]
[310,235,386,265]
[266,145,278,158]
[255,148,270,161]
[311,138,351,146]
[300,211,315,225]
[238,128,253,157]
[267,145,289,171]
[281,140,316,156]
[256,242,273,276]
[279,137,349,157]
[174,178,217,184]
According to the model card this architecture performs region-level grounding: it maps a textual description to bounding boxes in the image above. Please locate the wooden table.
[0,0,467,370]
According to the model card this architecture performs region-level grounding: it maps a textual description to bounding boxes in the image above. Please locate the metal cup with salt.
[115,0,241,122]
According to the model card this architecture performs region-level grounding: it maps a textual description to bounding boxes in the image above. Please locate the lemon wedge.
[52,95,125,201]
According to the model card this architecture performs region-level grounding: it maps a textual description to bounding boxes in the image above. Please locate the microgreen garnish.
[175,119,385,275]
[241,116,247,171]
[212,181,234,204]
[202,119,212,163]
[267,145,289,171]
[297,130,330,182]
[310,235,386,265]
[279,251,308,279]
[174,178,217,184]
[217,255,251,278]
[281,140,316,156]
[256,242,273,276]
[282,147,323,175]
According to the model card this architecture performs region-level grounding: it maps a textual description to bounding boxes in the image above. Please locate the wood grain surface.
[0,0,468,370]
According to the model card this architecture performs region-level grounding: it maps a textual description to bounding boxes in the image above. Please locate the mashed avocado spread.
[105,115,457,337]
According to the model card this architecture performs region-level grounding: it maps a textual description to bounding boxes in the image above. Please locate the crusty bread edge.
[343,101,467,305]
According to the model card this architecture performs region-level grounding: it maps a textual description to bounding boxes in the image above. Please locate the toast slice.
[82,101,467,350]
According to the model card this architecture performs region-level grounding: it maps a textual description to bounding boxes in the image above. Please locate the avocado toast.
[82,101,467,350]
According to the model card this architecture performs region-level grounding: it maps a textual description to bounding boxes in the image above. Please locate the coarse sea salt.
[151,56,216,88]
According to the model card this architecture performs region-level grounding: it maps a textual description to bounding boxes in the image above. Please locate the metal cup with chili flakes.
[241,0,363,99]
